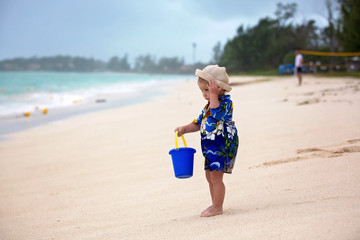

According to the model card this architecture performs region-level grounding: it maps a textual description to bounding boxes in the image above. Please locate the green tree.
[220,26,248,72]
[293,20,319,50]
[211,42,223,64]
[275,2,297,26]
[337,0,360,51]
[219,2,330,73]
[134,54,158,73]
[158,57,184,73]
[119,54,130,71]
[107,55,130,72]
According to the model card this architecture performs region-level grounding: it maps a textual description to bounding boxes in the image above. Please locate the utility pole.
[192,42,197,65]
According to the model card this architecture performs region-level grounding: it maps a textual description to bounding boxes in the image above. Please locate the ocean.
[0,72,192,137]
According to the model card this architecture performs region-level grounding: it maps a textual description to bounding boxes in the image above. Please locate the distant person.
[295,49,303,86]
[174,65,239,217]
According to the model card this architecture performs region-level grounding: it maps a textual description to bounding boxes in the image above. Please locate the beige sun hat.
[195,65,232,92]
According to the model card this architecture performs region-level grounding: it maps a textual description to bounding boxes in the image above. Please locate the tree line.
[218,0,360,72]
[0,55,200,74]
[0,0,358,74]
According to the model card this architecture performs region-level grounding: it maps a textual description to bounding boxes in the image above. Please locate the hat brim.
[195,69,232,92]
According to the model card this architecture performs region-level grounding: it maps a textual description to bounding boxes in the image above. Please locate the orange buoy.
[24,112,31,117]
[42,108,48,115]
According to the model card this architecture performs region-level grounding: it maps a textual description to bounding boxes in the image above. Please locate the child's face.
[198,79,210,100]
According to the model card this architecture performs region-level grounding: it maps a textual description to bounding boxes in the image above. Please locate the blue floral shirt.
[192,95,239,173]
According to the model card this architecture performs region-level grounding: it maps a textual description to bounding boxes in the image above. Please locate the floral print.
[193,95,239,173]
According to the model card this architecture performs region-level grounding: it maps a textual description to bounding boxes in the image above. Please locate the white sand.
[1,75,360,239]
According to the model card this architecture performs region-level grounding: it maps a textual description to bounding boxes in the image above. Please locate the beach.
[0,75,360,239]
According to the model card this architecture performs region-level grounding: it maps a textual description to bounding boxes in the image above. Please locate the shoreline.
[0,72,194,138]
[0,90,165,139]
[0,77,189,139]
[1,75,359,239]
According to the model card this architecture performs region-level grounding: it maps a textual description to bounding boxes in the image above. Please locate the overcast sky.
[0,0,338,64]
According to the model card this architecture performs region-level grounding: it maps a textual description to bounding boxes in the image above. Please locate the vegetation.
[337,0,360,52]
[219,0,360,73]
[0,54,195,74]
[0,1,358,74]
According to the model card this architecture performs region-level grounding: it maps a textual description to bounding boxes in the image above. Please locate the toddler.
[175,65,239,217]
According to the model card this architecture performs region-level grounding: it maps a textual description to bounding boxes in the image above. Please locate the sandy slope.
[0,75,359,240]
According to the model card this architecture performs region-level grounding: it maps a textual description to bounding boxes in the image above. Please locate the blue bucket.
[169,132,196,179]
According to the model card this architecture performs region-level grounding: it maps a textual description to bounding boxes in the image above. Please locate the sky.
[0,0,338,65]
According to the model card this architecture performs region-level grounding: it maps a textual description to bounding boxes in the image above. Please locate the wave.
[0,73,191,117]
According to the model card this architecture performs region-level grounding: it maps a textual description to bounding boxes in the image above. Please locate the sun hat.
[195,65,232,92]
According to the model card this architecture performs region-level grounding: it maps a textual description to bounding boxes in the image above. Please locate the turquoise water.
[0,72,190,117]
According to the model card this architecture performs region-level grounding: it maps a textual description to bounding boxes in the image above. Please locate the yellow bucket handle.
[175,131,187,149]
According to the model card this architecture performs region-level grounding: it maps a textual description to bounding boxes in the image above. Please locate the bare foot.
[200,207,223,217]
[201,205,213,215]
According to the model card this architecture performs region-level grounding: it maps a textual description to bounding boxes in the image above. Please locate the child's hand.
[208,78,223,97]
[174,126,185,136]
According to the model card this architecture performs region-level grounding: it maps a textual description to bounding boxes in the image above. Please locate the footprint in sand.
[297,98,320,106]
[253,139,360,168]
[296,148,323,154]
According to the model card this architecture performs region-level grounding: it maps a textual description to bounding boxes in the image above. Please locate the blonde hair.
[197,77,208,85]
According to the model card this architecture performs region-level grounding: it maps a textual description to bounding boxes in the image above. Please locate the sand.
[0,75,360,239]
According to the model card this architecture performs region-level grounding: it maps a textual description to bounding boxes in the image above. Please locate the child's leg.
[206,170,214,203]
[209,171,225,211]
[202,170,214,214]
[201,171,225,217]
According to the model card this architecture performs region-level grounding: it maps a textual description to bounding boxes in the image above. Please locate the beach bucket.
[169,131,196,179]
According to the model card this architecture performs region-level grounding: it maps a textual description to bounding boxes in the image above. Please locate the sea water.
[0,72,191,137]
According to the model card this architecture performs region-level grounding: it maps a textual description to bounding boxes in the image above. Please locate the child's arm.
[175,122,200,136]
[208,79,222,109]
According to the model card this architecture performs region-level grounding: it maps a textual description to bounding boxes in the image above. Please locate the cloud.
[0,0,336,63]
